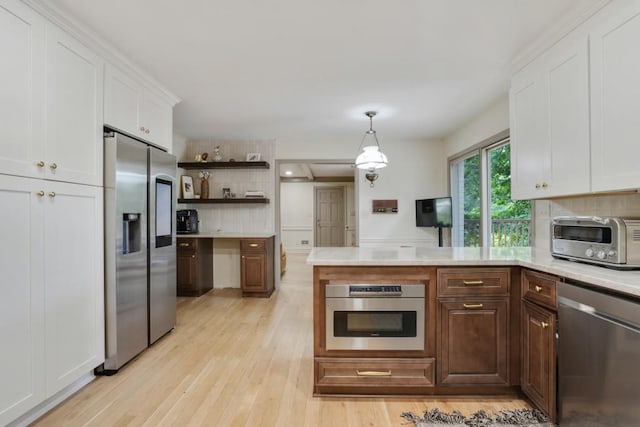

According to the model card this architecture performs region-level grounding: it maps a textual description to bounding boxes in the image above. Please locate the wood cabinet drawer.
[522,269,557,309]
[177,238,197,253]
[437,268,510,297]
[240,239,266,252]
[315,357,435,388]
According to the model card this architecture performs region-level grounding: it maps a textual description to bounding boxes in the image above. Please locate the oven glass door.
[326,297,424,351]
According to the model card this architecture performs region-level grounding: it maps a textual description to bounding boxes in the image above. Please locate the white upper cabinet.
[105,64,174,152]
[511,30,590,200]
[590,1,640,192]
[0,0,45,179]
[45,24,104,187]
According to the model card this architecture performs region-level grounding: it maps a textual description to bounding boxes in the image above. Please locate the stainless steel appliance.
[101,130,177,374]
[325,284,425,351]
[558,281,640,426]
[177,209,199,234]
[551,216,640,269]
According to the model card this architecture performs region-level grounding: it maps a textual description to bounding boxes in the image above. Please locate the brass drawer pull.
[534,285,543,292]
[36,160,45,167]
[249,243,259,247]
[179,243,190,247]
[463,303,484,309]
[36,190,45,197]
[463,280,484,286]
[541,321,549,329]
[50,162,58,170]
[356,370,392,377]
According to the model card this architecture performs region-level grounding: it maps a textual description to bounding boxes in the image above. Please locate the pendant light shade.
[355,111,388,171]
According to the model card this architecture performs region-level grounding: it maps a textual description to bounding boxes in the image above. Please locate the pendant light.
[355,111,388,187]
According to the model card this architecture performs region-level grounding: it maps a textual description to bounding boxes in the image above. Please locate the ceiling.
[47,0,597,143]
[279,162,354,180]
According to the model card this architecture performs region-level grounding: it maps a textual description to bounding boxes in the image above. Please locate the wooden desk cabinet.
[177,237,213,296]
[240,237,274,297]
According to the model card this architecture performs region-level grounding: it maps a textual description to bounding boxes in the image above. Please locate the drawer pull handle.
[541,321,549,329]
[36,190,45,197]
[534,285,543,293]
[192,255,195,259]
[356,370,392,377]
[50,162,58,170]
[249,243,259,247]
[463,280,484,286]
[179,243,190,247]
[36,160,45,167]
[463,303,483,309]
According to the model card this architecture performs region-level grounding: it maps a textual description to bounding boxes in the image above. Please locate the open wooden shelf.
[178,198,270,204]
[178,161,270,169]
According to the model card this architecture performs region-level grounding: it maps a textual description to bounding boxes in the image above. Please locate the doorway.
[314,186,345,247]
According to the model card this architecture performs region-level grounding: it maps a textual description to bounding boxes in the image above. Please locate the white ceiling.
[280,162,354,179]
[47,0,597,143]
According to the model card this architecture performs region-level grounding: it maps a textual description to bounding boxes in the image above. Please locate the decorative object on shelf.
[355,111,388,187]
[194,153,209,162]
[246,152,261,161]
[244,190,265,198]
[181,175,194,199]
[223,187,231,199]
[199,171,210,199]
[213,146,223,162]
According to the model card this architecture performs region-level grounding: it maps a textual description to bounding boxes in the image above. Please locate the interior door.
[315,187,345,247]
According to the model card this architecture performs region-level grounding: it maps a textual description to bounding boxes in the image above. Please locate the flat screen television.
[415,197,452,228]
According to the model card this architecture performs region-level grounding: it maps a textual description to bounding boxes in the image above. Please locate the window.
[450,136,531,247]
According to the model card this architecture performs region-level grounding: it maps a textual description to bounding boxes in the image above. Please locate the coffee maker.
[176,209,199,234]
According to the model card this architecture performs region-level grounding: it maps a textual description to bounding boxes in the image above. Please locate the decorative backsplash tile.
[534,192,640,249]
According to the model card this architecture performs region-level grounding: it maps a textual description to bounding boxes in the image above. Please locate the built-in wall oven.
[325,284,425,351]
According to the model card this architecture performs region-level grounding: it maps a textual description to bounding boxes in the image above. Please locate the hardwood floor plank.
[32,253,530,427]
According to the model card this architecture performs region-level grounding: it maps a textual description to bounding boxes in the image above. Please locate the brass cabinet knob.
[48,191,56,198]
[140,126,145,132]
[463,303,483,309]
[36,190,45,197]
[542,182,548,188]
[145,128,150,134]
[241,255,245,259]
[50,163,58,170]
[191,255,195,258]
[179,243,190,247]
[541,321,549,329]
[36,160,45,167]
[535,183,541,189]
[535,285,543,292]
[249,243,259,248]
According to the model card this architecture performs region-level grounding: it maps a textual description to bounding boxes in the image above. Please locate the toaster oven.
[551,216,640,269]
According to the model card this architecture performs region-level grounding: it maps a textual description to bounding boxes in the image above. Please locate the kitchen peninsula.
[308,246,640,421]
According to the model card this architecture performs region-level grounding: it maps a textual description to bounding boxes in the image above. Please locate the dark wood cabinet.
[437,268,512,386]
[520,269,558,422]
[240,237,274,297]
[177,237,213,296]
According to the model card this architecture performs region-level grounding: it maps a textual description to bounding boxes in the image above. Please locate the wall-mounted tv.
[415,197,452,228]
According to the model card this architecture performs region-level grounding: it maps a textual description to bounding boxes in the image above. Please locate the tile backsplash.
[179,139,276,234]
[534,192,640,249]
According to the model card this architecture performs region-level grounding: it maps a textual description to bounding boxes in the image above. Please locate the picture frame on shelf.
[181,175,194,199]
[246,152,261,162]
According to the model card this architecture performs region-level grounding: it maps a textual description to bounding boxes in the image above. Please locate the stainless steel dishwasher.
[558,281,640,426]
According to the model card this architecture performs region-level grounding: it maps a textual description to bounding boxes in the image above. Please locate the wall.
[280,181,355,252]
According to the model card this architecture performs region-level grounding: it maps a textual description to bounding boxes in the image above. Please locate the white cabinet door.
[140,88,173,152]
[510,63,548,200]
[104,64,141,137]
[510,31,590,200]
[0,175,45,426]
[44,181,104,396]
[0,0,45,179]
[45,24,104,186]
[591,1,640,192]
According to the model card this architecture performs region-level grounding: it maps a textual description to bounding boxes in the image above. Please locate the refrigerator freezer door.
[148,147,177,344]
[104,134,149,371]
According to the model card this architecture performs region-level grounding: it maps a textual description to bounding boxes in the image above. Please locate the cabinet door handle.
[249,243,259,247]
[36,160,45,167]
[36,190,45,197]
[191,255,195,258]
[356,370,392,377]
[463,303,483,309]
[48,191,56,198]
[50,163,58,170]
[241,255,245,259]
[463,280,483,286]
[140,126,146,132]
[541,321,549,329]
[534,285,543,293]
[541,182,548,188]
[179,243,190,247]
[535,183,541,189]
[145,128,150,134]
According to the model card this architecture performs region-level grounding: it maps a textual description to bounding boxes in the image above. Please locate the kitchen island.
[308,246,640,421]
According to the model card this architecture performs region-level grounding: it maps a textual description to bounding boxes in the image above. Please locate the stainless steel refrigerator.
[101,130,176,373]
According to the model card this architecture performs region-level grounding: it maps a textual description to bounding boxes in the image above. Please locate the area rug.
[401,408,556,427]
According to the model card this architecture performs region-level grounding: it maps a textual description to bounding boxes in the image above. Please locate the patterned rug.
[401,408,556,427]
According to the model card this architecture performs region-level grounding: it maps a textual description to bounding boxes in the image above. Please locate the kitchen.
[2,0,640,426]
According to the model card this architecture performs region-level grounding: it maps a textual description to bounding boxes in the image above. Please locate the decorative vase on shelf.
[213,146,223,162]
[200,179,209,199]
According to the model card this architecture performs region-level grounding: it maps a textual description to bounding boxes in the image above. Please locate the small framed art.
[246,152,261,162]
[181,175,194,199]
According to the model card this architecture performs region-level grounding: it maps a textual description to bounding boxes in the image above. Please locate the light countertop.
[177,231,275,239]
[307,247,640,298]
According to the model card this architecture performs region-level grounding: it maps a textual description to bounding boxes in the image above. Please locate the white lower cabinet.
[0,175,104,425]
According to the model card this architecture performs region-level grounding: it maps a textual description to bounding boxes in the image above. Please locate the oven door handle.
[356,370,392,377]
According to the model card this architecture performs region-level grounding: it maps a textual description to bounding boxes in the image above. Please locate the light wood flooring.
[33,253,530,427]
